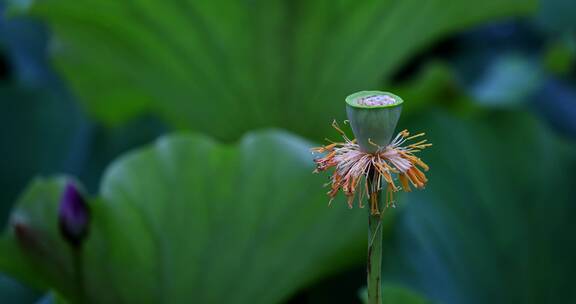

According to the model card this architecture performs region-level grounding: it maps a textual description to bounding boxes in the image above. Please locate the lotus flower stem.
[367,174,384,304]
[73,249,86,303]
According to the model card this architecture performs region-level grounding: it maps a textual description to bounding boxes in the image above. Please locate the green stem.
[367,182,384,304]
[73,247,86,304]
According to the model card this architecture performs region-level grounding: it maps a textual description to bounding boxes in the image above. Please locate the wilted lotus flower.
[312,91,431,215]
[312,91,432,304]
[59,182,90,248]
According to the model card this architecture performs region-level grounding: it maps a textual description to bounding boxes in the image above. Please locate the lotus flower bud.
[58,182,90,248]
[345,91,403,153]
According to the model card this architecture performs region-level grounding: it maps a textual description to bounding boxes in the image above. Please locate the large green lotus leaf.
[0,130,366,303]
[358,284,432,304]
[383,112,576,303]
[0,85,80,225]
[8,0,535,140]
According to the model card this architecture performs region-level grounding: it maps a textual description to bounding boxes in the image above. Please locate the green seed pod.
[345,91,403,153]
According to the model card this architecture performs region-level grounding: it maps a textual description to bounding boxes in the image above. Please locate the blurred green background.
[0,0,575,303]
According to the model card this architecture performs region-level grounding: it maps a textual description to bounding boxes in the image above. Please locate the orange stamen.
[399,174,411,192]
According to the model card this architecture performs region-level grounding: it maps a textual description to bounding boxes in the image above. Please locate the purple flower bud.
[59,182,90,248]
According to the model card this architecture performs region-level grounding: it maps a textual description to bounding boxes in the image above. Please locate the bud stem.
[367,175,384,304]
[73,248,86,303]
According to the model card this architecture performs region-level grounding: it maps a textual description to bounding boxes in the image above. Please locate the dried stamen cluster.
[312,121,431,214]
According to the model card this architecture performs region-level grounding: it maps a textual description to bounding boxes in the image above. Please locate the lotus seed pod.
[345,91,403,153]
